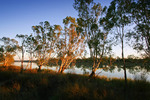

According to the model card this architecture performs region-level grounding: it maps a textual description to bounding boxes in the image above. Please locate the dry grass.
[0,65,150,100]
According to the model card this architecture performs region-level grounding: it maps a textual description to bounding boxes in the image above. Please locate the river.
[12,62,150,82]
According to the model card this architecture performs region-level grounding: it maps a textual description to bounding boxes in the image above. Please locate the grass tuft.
[0,65,150,100]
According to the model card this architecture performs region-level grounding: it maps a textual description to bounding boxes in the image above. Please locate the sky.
[0,0,140,59]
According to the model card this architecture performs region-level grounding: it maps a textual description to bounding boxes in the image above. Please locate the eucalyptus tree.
[16,34,28,72]
[25,34,37,70]
[73,0,102,58]
[128,0,150,58]
[46,24,62,61]
[58,16,85,73]
[89,31,112,77]
[74,0,113,77]
[89,6,113,77]
[103,0,132,86]
[32,21,61,71]
[0,37,19,67]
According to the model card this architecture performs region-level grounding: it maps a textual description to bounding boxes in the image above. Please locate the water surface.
[13,62,150,82]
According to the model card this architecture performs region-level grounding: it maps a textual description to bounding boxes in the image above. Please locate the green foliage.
[74,0,113,77]
[102,0,133,84]
[25,34,37,56]
[16,34,28,51]
[58,16,85,73]
[0,37,19,67]
[73,0,94,19]
[127,0,150,58]
[31,21,61,70]
[74,0,103,58]
[102,0,132,31]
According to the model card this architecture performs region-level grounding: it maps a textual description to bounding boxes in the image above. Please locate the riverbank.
[0,65,150,100]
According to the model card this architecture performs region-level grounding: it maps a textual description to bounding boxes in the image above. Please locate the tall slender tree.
[103,0,132,86]
[25,34,37,70]
[89,5,113,77]
[74,1,114,77]
[89,30,112,77]
[73,0,102,58]
[16,34,28,73]
[58,16,85,73]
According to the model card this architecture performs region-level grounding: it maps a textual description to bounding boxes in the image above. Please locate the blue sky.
[0,0,78,38]
[0,0,111,38]
[0,0,139,58]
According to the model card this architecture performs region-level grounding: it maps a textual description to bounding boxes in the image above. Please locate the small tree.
[25,34,37,70]
[0,37,19,67]
[32,21,61,71]
[89,31,112,77]
[102,0,132,86]
[58,16,85,73]
[73,0,102,58]
[16,34,28,72]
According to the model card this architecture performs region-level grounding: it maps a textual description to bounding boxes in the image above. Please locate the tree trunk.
[21,43,24,73]
[61,67,65,73]
[58,65,62,73]
[30,61,32,70]
[30,55,32,70]
[38,65,42,72]
[90,62,97,78]
[89,70,96,78]
[3,59,7,67]
[21,59,23,73]
[121,31,127,89]
[58,65,65,73]
[90,48,93,58]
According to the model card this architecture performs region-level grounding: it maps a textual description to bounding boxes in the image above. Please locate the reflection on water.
[13,62,150,82]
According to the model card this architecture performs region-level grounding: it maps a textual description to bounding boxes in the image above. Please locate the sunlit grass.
[0,65,150,100]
